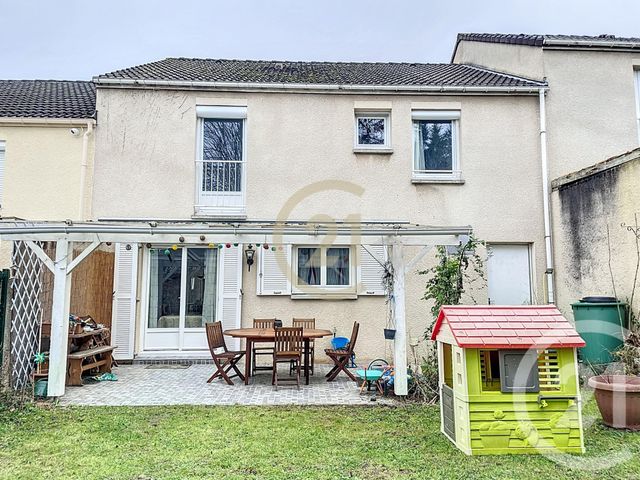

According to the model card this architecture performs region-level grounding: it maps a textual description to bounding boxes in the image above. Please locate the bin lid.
[579,296,618,303]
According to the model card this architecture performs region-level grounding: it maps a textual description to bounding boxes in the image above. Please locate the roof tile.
[0,80,95,119]
[431,305,585,349]
[95,58,546,89]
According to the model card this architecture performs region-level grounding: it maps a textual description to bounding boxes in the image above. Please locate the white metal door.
[487,244,532,305]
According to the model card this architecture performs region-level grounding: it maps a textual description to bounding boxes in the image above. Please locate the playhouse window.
[480,349,540,393]
[443,343,454,388]
[480,350,501,391]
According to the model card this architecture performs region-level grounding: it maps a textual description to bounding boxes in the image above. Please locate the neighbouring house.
[452,33,640,315]
[0,81,117,384]
[432,305,585,455]
[0,80,97,261]
[551,147,640,321]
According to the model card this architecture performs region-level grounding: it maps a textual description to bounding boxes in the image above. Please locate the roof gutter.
[93,77,547,95]
[0,117,96,127]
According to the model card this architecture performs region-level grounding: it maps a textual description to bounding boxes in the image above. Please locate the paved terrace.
[60,364,396,406]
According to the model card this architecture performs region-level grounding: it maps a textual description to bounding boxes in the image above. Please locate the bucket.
[34,379,48,397]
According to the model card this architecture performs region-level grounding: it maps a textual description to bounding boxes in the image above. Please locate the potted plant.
[479,410,512,449]
[588,373,640,430]
[548,412,572,448]
[382,260,396,340]
[588,221,640,430]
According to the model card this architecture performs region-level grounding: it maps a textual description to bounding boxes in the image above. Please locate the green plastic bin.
[571,297,628,366]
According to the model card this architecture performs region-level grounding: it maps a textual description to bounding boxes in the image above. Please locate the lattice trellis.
[10,241,44,389]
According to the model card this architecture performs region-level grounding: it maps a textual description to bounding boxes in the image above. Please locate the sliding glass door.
[145,247,218,351]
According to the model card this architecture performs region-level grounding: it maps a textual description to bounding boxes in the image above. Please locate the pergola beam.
[3,220,472,398]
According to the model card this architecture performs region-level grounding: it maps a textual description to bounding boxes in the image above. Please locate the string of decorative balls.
[152,242,283,256]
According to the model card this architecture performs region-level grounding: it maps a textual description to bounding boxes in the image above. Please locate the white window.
[0,141,4,207]
[293,245,356,296]
[257,245,385,297]
[354,112,391,151]
[635,70,640,145]
[412,110,461,182]
[195,106,246,217]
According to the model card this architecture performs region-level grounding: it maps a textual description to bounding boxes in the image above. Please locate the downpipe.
[539,88,555,304]
[78,121,94,220]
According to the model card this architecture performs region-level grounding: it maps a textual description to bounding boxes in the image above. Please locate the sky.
[1,0,639,80]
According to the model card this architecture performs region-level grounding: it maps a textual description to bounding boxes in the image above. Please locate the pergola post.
[47,240,72,397]
[390,242,408,396]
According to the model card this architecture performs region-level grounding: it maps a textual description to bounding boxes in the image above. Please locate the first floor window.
[195,105,247,215]
[355,112,390,149]
[412,110,460,180]
[635,69,640,143]
[294,245,353,291]
[201,118,243,193]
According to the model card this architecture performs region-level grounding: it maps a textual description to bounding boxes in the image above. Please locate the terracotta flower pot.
[588,375,640,430]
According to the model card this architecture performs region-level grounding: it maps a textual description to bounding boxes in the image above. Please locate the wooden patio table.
[225,328,332,385]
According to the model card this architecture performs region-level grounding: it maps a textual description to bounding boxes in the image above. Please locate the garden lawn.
[1,400,640,480]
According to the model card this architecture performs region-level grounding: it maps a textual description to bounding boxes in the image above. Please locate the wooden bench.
[67,345,116,386]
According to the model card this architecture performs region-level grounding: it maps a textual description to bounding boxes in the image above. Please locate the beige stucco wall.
[551,152,640,321]
[94,87,547,361]
[453,41,545,81]
[0,124,94,265]
[454,40,640,178]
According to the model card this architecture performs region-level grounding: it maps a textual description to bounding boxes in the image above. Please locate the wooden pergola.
[0,219,471,397]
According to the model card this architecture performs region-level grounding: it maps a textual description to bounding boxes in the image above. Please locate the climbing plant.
[419,236,486,331]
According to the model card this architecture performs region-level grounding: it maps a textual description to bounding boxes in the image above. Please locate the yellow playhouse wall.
[463,348,584,455]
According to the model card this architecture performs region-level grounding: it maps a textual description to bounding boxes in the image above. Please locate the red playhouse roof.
[431,305,586,349]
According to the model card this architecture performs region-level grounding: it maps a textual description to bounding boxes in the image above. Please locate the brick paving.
[60,363,396,406]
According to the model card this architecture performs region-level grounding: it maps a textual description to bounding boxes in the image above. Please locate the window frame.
[635,69,640,146]
[479,348,541,394]
[354,111,391,151]
[0,140,5,208]
[194,105,247,217]
[411,110,461,182]
[292,245,356,296]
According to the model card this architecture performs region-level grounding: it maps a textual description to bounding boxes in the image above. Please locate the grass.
[1,400,639,480]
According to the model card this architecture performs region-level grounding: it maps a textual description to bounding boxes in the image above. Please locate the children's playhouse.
[431,305,586,455]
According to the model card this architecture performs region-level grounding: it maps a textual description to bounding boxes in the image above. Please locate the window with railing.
[195,106,246,216]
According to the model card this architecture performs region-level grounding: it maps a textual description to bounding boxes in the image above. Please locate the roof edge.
[552,147,640,190]
[93,77,546,95]
[0,116,96,126]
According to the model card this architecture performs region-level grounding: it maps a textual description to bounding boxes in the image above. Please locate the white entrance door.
[144,247,218,351]
[487,244,532,305]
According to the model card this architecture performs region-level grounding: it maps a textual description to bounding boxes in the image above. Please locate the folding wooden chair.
[325,322,359,382]
[205,322,245,385]
[292,318,316,375]
[272,327,303,390]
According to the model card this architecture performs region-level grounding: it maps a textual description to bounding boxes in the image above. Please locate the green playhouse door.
[442,384,456,441]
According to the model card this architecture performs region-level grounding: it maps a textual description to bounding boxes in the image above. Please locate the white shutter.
[257,246,292,295]
[219,245,243,350]
[0,142,5,206]
[111,243,138,360]
[358,245,386,296]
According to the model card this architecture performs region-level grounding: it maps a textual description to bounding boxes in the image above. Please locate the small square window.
[355,113,390,149]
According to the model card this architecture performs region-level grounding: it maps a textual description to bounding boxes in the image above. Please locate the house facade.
[90,59,549,362]
[452,33,640,316]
